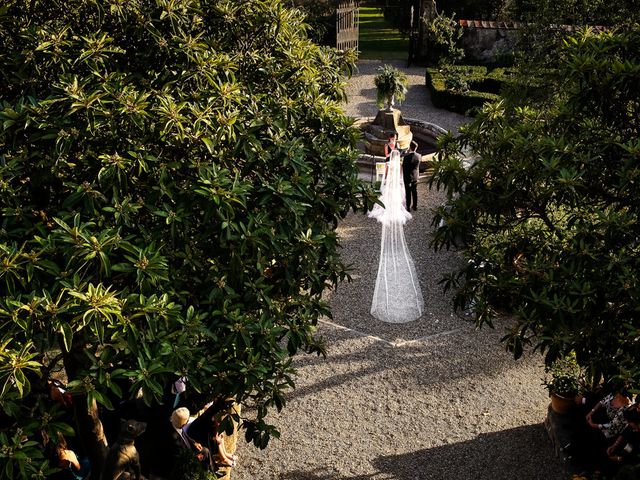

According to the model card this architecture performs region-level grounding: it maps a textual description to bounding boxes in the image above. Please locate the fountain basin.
[355,117,447,181]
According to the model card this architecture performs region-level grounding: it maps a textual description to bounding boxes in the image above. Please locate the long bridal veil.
[368,150,424,323]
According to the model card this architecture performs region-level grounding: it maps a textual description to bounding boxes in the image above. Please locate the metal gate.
[336,1,359,52]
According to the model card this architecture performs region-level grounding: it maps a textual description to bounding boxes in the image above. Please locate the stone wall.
[457,19,520,64]
[416,16,520,65]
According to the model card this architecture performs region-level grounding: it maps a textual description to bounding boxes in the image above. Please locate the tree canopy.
[507,0,639,25]
[0,0,371,477]
[430,26,640,386]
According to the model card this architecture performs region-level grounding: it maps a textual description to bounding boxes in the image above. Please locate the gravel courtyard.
[234,60,565,480]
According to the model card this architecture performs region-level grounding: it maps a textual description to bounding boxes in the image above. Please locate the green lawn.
[358,7,409,60]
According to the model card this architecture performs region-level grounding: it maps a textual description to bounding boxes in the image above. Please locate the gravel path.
[234,60,564,480]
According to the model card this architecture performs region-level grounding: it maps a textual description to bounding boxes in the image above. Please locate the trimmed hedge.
[425,66,516,115]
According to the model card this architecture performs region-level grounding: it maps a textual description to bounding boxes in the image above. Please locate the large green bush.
[506,0,638,24]
[426,65,544,115]
[438,0,512,20]
[0,0,372,477]
[430,27,640,386]
[425,66,504,115]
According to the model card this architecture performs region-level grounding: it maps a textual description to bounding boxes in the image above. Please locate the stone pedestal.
[363,108,413,155]
[544,404,607,477]
[544,405,576,467]
[372,109,403,131]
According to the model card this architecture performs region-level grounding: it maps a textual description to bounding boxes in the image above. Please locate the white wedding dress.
[368,150,424,323]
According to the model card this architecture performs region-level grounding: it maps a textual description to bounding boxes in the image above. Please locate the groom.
[402,141,421,211]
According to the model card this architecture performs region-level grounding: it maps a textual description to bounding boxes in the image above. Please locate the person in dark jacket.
[402,141,421,211]
[166,407,213,472]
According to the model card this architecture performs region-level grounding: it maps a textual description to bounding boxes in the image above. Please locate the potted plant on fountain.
[543,353,583,414]
[374,64,408,110]
[363,65,413,156]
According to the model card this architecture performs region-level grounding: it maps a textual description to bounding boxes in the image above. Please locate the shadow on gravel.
[287,324,527,402]
[280,469,380,480]
[278,425,566,480]
[349,100,380,119]
[276,425,562,480]
[356,87,378,100]
[405,83,426,99]
[373,423,563,480]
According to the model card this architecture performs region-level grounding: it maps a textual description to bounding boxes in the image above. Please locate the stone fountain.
[362,108,413,156]
[354,106,445,179]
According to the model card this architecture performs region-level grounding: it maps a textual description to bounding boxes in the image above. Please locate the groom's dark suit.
[402,150,421,211]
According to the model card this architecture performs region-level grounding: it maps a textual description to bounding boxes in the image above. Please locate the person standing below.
[166,407,214,472]
[402,141,421,211]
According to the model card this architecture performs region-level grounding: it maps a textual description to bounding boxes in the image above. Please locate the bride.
[368,150,424,323]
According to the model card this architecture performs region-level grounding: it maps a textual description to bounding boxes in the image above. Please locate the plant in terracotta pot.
[374,64,408,110]
[543,353,583,414]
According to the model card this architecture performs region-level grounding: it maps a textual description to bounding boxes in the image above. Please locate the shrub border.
[425,66,513,115]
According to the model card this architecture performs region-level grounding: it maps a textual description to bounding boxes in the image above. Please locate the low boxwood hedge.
[425,66,517,115]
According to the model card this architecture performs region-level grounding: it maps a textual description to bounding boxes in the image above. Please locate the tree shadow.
[287,320,534,402]
[372,424,564,480]
[356,87,378,101]
[405,83,427,98]
[280,468,381,480]
[348,99,382,120]
[277,425,564,480]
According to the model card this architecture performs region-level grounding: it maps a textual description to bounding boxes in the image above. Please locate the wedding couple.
[384,133,421,212]
[369,136,424,324]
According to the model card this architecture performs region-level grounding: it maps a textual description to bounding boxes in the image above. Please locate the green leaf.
[202,137,215,154]
[61,323,73,352]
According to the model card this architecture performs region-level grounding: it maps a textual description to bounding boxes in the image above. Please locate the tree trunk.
[62,348,109,478]
[418,0,438,58]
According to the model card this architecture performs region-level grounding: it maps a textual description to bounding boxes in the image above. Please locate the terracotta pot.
[550,392,575,414]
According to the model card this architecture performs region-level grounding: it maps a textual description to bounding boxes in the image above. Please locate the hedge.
[425,66,516,115]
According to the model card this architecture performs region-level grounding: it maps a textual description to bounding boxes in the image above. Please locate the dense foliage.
[504,0,640,95]
[379,0,512,30]
[422,11,464,66]
[380,0,510,30]
[438,0,639,23]
[438,0,511,21]
[425,66,514,115]
[430,27,640,386]
[0,0,371,477]
[506,0,639,25]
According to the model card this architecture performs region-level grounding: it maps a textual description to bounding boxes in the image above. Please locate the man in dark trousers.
[402,141,421,211]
